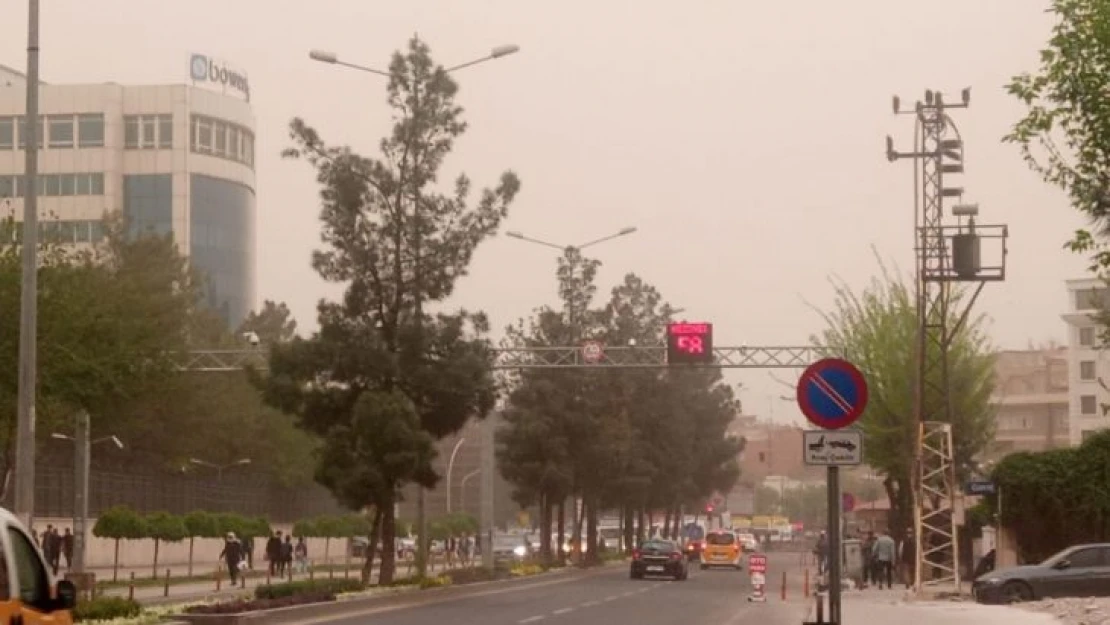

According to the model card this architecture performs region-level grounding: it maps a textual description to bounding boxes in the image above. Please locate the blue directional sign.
[796,358,870,430]
[966,480,997,496]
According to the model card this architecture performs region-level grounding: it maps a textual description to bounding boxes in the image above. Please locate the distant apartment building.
[1062,278,1110,444]
[984,348,1069,460]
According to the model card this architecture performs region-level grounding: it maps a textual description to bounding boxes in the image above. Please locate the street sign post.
[803,430,864,466]
[796,357,869,625]
[581,341,604,364]
[747,553,768,603]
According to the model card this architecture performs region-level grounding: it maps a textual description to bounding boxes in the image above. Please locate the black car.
[631,539,689,581]
[972,543,1110,603]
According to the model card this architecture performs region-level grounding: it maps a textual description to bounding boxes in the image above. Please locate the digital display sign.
[666,322,713,364]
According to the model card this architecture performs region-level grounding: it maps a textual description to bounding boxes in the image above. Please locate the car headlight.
[514,546,526,556]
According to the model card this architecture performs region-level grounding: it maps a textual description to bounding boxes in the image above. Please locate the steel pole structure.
[445,438,466,513]
[14,0,42,528]
[72,411,90,573]
[887,88,1007,592]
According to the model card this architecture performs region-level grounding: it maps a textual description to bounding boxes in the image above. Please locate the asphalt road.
[305,553,810,625]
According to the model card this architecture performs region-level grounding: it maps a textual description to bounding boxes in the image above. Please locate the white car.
[738,533,759,552]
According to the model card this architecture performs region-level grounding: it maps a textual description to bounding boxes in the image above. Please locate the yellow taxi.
[699,529,743,570]
[0,508,77,623]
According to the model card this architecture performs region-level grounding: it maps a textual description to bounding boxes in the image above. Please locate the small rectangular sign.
[803,430,863,466]
[966,480,997,496]
[748,553,767,573]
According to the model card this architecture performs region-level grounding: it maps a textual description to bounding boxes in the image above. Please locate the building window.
[124,117,140,148]
[16,117,44,149]
[77,114,104,147]
[1081,395,1098,415]
[190,115,254,168]
[47,116,74,148]
[1,173,104,198]
[125,114,173,150]
[1,219,105,245]
[190,173,255,327]
[0,117,15,150]
[158,115,173,148]
[123,174,173,238]
[1076,288,1110,311]
[1081,360,1097,381]
[1080,326,1097,347]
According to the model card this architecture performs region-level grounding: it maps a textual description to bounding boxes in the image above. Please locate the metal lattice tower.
[887,88,1007,592]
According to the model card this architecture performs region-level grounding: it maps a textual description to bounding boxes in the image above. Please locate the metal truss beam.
[175,345,827,372]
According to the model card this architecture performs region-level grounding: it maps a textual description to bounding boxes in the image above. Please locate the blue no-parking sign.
[796,358,869,430]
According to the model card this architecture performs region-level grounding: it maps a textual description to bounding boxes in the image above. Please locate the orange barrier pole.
[781,570,787,601]
[804,568,810,597]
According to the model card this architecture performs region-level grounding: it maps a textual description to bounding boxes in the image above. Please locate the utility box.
[842,538,864,586]
[952,233,981,279]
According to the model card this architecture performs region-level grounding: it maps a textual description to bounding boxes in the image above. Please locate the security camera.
[243,331,260,346]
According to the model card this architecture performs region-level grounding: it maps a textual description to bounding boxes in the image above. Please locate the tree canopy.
[257,36,519,583]
[1007,0,1110,279]
[498,248,742,564]
[809,258,995,540]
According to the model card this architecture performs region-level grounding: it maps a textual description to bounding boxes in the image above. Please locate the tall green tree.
[258,37,519,583]
[1007,0,1110,280]
[810,259,995,541]
[238,300,298,344]
[0,212,199,497]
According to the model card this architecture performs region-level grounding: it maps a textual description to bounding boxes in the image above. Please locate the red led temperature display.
[666,322,714,364]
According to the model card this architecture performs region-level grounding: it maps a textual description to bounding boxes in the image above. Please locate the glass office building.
[0,63,257,327]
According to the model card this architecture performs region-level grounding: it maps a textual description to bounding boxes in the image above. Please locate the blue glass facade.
[190,174,254,327]
[123,174,173,237]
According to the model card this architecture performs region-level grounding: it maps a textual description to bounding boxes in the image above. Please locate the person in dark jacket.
[219,533,243,584]
[266,531,282,576]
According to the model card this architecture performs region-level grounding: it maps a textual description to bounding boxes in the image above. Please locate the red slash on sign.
[748,553,767,574]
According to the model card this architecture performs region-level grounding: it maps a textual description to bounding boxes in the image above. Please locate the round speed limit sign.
[581,341,604,364]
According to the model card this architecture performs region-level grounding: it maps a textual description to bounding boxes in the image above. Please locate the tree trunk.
[539,491,553,566]
[636,508,646,544]
[324,537,331,567]
[671,505,682,539]
[662,509,672,538]
[585,495,599,565]
[379,493,397,585]
[556,498,566,562]
[647,509,655,536]
[188,537,195,577]
[622,505,635,552]
[362,507,384,584]
[113,539,120,582]
[574,498,586,562]
[152,539,160,579]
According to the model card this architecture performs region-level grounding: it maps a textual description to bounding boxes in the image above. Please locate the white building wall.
[1062,278,1110,445]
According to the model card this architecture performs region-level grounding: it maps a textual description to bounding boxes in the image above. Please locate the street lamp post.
[458,469,480,514]
[189,457,251,481]
[445,438,466,514]
[307,41,519,580]
[14,0,43,528]
[51,412,124,575]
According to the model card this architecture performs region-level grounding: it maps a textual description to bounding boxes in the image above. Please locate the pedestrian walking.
[219,532,244,584]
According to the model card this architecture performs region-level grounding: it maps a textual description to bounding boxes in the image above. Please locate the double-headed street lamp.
[505,227,638,253]
[51,413,124,574]
[189,457,251,481]
[308,40,519,579]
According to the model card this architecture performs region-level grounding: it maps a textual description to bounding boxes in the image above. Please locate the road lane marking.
[519,617,544,624]
[552,607,574,615]
[581,600,600,607]
[603,595,619,601]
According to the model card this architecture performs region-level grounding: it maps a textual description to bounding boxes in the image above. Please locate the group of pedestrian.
[32,525,73,576]
[812,528,899,589]
[219,530,307,584]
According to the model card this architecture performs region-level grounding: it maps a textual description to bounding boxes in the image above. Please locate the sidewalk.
[97,560,451,606]
[800,586,1061,625]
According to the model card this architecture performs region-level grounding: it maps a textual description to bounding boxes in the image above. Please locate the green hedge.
[254,578,364,600]
[73,596,141,622]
